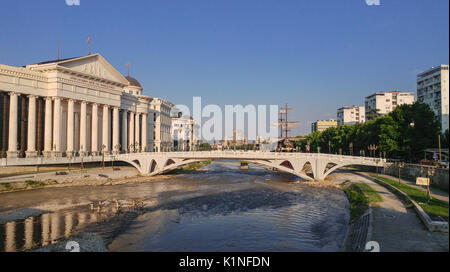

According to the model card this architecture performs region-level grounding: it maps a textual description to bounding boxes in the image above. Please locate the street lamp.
[397,162,405,185]
[368,145,378,158]
[427,167,436,203]
[375,158,380,174]
[80,145,84,171]
[101,145,106,169]
[68,154,73,172]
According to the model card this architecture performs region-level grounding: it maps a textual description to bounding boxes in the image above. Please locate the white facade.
[151,98,174,152]
[365,91,415,121]
[171,114,199,151]
[417,65,449,133]
[0,54,174,158]
[337,106,365,126]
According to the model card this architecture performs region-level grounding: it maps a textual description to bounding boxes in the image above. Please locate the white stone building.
[151,98,174,152]
[0,54,174,158]
[365,91,415,121]
[171,111,199,151]
[337,106,365,126]
[417,65,449,133]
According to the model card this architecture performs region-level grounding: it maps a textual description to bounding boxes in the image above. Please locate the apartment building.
[365,91,415,121]
[417,65,449,132]
[337,106,365,126]
[311,120,338,133]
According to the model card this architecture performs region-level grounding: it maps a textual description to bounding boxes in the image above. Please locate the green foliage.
[370,175,449,219]
[166,160,212,174]
[352,183,383,203]
[25,180,46,187]
[198,143,212,151]
[298,102,441,162]
[342,184,369,221]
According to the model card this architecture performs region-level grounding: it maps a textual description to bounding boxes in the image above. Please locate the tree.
[296,102,441,162]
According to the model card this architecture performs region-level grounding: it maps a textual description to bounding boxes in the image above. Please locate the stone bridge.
[117,151,386,181]
[1,151,386,181]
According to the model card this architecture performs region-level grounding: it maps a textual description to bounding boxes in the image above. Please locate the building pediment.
[56,54,129,85]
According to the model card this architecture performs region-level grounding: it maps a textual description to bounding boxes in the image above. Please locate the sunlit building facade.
[417,65,449,133]
[0,54,174,158]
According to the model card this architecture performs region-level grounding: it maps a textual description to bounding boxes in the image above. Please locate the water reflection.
[0,208,116,252]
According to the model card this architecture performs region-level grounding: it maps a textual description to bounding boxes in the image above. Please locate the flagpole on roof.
[57,35,60,60]
[126,62,130,77]
[87,37,91,55]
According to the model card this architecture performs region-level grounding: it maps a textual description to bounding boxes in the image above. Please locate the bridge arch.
[251,160,314,181]
[322,163,352,180]
[115,159,143,173]
[111,152,385,181]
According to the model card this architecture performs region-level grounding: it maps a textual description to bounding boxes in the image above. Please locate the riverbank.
[0,161,213,194]
[331,172,448,252]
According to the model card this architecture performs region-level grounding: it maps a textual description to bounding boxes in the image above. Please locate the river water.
[0,161,350,252]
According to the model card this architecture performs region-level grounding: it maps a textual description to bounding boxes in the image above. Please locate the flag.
[125,62,130,68]
[87,37,91,45]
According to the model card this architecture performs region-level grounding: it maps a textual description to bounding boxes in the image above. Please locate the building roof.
[22,56,82,67]
[125,76,142,88]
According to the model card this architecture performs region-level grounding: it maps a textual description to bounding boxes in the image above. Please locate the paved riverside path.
[373,172,449,203]
[331,172,449,252]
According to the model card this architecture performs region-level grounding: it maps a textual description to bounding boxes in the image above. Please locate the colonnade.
[0,92,149,158]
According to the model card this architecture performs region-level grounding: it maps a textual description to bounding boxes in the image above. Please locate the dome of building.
[125,76,142,88]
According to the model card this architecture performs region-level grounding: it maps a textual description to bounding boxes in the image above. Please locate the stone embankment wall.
[384,163,449,192]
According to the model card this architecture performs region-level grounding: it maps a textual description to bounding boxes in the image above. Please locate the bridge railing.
[1,150,386,167]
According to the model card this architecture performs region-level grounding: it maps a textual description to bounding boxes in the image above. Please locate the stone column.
[102,105,110,154]
[142,113,147,152]
[67,99,75,157]
[52,97,62,157]
[7,92,19,158]
[1,93,9,153]
[129,112,135,152]
[26,95,37,157]
[80,101,87,155]
[112,107,120,154]
[91,103,99,155]
[36,98,44,153]
[135,113,141,152]
[44,97,53,157]
[122,111,128,153]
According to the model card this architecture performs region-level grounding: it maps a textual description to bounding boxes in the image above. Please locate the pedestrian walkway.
[375,173,448,203]
[333,172,448,252]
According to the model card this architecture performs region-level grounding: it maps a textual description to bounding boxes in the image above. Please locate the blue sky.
[1,0,448,135]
